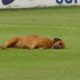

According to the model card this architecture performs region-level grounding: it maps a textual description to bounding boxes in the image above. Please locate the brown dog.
[0,35,65,49]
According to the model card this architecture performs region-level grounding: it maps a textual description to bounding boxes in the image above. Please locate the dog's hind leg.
[0,37,19,49]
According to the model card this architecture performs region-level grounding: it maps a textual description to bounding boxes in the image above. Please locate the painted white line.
[0,24,20,27]
[0,24,79,30]
[52,26,79,30]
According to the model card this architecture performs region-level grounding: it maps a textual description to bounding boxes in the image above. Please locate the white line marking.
[0,24,79,30]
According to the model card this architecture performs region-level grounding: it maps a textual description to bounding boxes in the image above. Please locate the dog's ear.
[53,37,61,43]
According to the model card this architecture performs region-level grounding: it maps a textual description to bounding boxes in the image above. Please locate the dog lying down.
[0,35,65,49]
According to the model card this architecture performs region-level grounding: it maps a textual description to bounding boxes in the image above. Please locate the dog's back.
[15,35,53,49]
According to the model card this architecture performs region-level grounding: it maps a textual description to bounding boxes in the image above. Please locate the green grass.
[0,7,80,80]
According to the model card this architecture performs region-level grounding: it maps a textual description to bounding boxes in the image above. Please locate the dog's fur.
[0,35,65,49]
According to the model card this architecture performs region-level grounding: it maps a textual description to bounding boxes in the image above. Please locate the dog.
[0,35,65,49]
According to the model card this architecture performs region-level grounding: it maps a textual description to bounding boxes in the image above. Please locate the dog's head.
[52,38,65,49]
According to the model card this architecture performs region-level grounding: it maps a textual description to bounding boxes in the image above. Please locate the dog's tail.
[0,45,5,49]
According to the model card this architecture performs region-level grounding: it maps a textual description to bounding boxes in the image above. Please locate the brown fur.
[0,35,65,49]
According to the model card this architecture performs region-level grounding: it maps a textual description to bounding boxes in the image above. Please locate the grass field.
[0,7,80,80]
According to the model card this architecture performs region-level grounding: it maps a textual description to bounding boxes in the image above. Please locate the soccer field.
[0,7,80,80]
